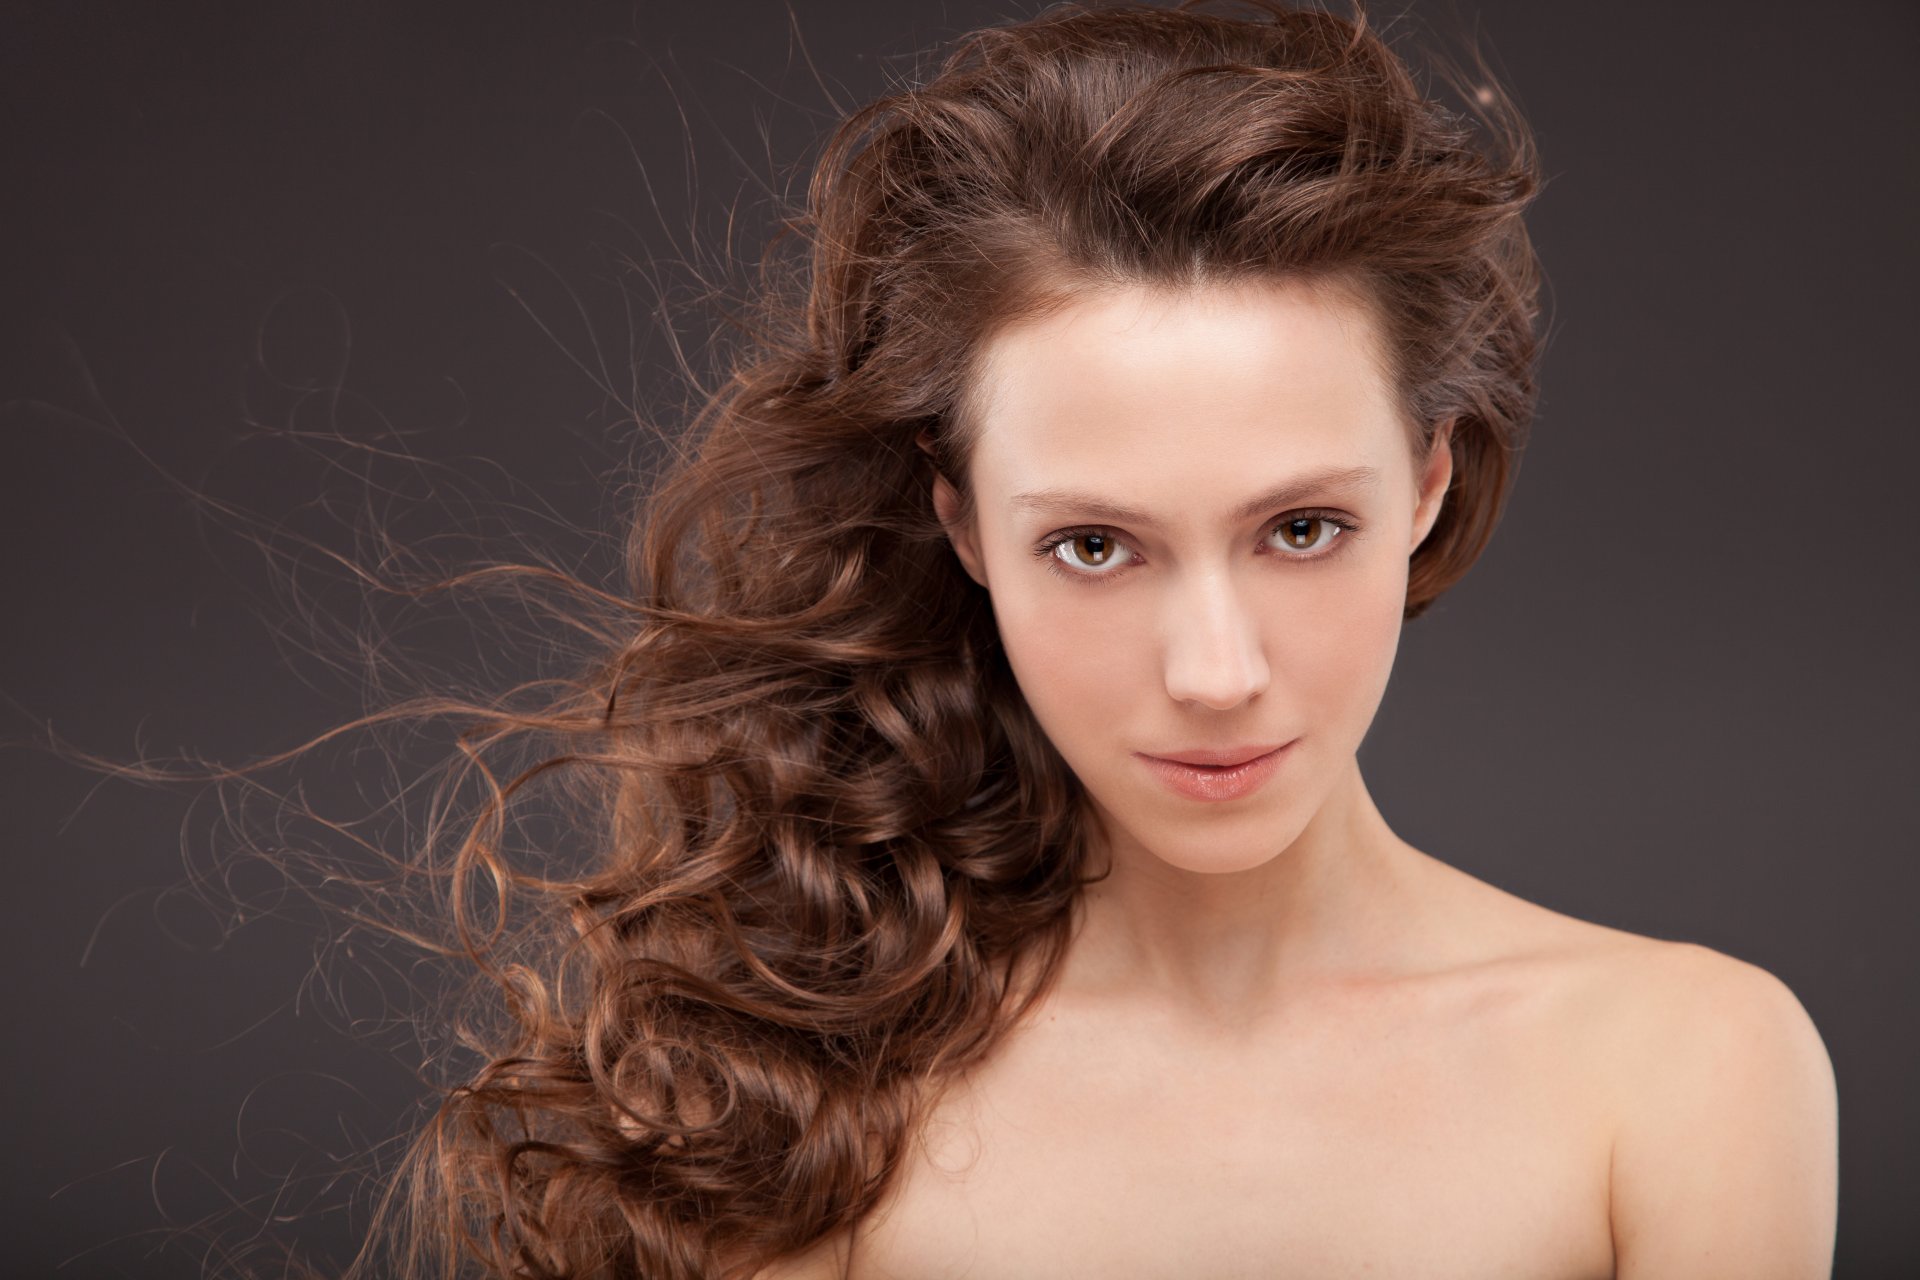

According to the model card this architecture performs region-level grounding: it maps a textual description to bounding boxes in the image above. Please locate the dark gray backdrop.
[4,1,1913,1275]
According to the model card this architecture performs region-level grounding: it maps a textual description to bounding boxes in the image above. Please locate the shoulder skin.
[1603,940,1839,1279]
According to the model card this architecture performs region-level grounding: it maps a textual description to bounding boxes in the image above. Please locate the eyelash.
[1032,510,1361,585]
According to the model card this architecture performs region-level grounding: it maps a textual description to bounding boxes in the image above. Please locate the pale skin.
[760,277,1838,1278]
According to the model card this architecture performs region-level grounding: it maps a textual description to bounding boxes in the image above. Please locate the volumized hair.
[122,1,1546,1276]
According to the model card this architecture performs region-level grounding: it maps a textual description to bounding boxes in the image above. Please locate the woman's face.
[933,277,1452,875]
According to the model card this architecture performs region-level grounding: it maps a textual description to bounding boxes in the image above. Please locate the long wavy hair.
[71,1,1543,1276]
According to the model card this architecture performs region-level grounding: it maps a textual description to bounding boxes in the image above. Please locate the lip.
[1142,743,1289,767]
[1135,741,1295,803]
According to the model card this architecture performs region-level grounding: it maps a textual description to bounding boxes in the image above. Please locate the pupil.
[1081,534,1107,563]
[1286,518,1315,547]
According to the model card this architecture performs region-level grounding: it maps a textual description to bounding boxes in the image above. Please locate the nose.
[1162,567,1270,710]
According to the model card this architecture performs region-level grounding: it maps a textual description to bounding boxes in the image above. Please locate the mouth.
[1133,741,1295,802]
[1139,742,1289,768]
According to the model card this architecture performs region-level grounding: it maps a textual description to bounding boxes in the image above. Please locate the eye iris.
[1072,533,1112,565]
[1281,517,1321,550]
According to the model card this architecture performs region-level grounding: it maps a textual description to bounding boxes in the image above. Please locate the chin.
[1154,841,1294,876]
[1087,790,1310,877]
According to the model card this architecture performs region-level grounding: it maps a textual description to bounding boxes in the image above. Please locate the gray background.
[3,0,1913,1275]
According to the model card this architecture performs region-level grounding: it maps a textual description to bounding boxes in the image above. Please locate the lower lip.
[1136,743,1293,802]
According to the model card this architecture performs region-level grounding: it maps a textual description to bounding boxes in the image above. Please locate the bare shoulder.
[1587,936,1839,1278]
[1456,878,1836,1145]
[1597,940,1835,1280]
[1602,935,1829,1042]
[1551,924,1835,1128]
[1412,855,1822,1053]
[1439,875,1839,1277]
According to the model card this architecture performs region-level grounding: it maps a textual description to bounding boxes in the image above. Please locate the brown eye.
[1034,527,1135,582]
[1065,532,1117,567]
[1275,516,1340,553]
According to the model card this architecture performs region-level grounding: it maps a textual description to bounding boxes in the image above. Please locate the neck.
[1061,757,1427,1030]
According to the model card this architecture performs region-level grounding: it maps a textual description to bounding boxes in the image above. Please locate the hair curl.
[87,1,1545,1276]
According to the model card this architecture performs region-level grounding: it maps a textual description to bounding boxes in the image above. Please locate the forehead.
[967,278,1407,502]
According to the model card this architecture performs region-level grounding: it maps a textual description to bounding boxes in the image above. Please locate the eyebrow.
[1010,464,1383,526]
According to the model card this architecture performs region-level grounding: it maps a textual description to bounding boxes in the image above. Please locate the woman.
[337,1,1836,1276]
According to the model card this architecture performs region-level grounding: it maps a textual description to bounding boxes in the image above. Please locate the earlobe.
[931,473,989,589]
[1410,421,1455,554]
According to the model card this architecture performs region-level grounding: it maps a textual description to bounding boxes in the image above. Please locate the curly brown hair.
[87,1,1541,1275]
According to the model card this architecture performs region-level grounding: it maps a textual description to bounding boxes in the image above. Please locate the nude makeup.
[1135,741,1293,802]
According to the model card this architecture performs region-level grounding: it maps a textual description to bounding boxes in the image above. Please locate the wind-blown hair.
[315,1,1544,1275]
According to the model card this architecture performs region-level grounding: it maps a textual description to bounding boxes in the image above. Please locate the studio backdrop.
[3,0,1913,1275]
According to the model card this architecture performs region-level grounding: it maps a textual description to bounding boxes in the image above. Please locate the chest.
[849,983,1617,1279]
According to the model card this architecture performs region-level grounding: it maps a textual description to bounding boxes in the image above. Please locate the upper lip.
[1139,742,1289,767]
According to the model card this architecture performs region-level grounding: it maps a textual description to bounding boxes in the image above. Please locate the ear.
[1409,419,1455,555]
[930,471,990,589]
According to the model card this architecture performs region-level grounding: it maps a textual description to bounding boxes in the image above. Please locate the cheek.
[1281,553,1408,725]
[989,579,1132,745]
